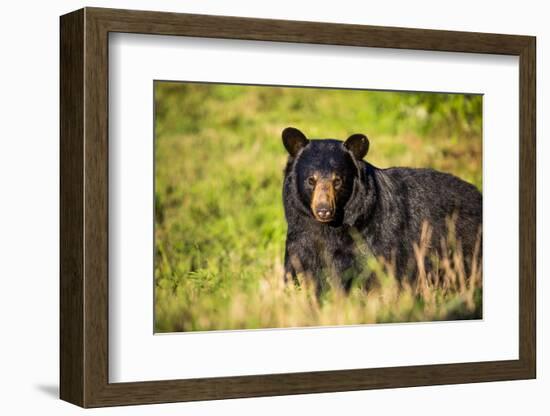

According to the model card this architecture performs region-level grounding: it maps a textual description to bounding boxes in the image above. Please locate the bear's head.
[282,127,369,225]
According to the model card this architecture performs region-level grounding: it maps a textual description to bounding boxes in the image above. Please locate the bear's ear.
[344,134,369,160]
[282,127,309,157]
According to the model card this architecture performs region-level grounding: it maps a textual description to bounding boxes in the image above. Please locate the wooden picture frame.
[60,7,536,408]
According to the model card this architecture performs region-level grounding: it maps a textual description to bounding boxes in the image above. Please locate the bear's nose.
[316,208,333,220]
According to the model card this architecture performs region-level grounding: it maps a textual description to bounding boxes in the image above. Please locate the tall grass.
[154,82,482,332]
[156,219,482,331]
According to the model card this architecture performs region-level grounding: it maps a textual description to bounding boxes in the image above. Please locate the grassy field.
[154,82,482,332]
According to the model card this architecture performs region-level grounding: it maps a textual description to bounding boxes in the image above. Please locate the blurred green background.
[154,82,482,332]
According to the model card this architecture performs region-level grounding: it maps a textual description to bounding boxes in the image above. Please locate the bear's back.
[380,166,481,217]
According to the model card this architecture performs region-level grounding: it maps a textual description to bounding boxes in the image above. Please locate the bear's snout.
[311,179,336,223]
[315,206,333,221]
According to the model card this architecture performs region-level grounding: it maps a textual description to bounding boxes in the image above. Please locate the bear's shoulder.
[379,167,479,194]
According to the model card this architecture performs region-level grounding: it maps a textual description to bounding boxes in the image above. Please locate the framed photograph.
[60,7,536,408]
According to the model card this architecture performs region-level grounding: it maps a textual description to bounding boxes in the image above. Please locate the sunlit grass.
[155,222,482,332]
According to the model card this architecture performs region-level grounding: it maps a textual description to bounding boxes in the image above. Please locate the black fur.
[282,129,482,293]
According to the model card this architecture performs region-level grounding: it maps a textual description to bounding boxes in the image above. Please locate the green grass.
[154,82,482,332]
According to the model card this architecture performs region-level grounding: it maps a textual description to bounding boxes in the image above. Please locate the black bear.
[281,127,482,293]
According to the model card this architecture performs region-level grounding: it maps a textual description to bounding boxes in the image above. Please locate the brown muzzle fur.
[311,178,336,222]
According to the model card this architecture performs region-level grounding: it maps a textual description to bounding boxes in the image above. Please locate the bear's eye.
[307,176,316,187]
[333,177,343,189]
